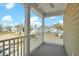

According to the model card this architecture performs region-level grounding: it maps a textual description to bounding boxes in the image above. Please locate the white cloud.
[0,3,15,10]
[31,16,41,28]
[14,23,19,26]
[2,16,13,22]
[59,20,63,25]
[53,22,57,25]
[22,17,41,28]
[31,17,37,25]
[22,17,25,23]
[6,3,15,10]
[1,16,13,27]
[49,16,56,20]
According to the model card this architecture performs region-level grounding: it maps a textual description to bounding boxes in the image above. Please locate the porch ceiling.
[31,3,66,17]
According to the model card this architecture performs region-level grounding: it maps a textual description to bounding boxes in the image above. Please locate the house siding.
[64,3,79,56]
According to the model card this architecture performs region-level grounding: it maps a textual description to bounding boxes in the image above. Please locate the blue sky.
[45,16,63,26]
[0,3,25,26]
[0,3,63,27]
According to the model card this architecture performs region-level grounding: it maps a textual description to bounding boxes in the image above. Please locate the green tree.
[30,25,33,31]
[6,26,12,32]
[15,24,24,34]
[0,24,3,32]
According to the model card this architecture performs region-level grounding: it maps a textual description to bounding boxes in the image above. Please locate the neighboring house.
[2,26,18,33]
[51,28,57,33]
[58,30,64,36]
[11,27,17,33]
[38,26,52,33]
[30,30,38,34]
[2,27,8,32]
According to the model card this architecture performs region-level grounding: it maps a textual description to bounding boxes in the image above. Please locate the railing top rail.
[0,36,27,42]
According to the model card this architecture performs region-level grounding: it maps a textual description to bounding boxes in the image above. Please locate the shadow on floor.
[30,43,67,56]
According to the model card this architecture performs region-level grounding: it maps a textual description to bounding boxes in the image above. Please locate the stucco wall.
[64,3,79,56]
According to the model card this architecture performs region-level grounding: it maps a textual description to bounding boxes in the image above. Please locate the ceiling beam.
[30,3,45,18]
[45,10,64,17]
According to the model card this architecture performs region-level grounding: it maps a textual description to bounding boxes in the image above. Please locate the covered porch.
[24,3,66,56]
[1,3,79,56]
[0,3,66,56]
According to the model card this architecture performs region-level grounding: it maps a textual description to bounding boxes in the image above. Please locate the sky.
[45,16,63,26]
[0,3,63,28]
[0,3,25,27]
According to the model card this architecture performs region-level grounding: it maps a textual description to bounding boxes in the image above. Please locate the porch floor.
[30,43,67,56]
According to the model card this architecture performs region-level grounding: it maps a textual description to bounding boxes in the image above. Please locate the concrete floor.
[30,43,67,56]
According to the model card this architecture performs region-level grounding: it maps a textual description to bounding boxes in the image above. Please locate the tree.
[6,26,12,32]
[30,25,33,31]
[0,24,3,32]
[15,24,24,34]
[53,23,63,36]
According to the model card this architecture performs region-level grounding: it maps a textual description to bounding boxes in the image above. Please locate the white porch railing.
[0,36,26,56]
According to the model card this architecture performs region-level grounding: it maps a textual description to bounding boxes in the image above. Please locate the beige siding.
[64,3,79,56]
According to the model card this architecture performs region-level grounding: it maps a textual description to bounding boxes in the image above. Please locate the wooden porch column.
[23,3,30,56]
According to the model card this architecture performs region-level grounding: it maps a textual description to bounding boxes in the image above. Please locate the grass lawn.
[0,32,17,35]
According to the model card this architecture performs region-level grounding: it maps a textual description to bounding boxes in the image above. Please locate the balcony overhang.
[30,3,66,18]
